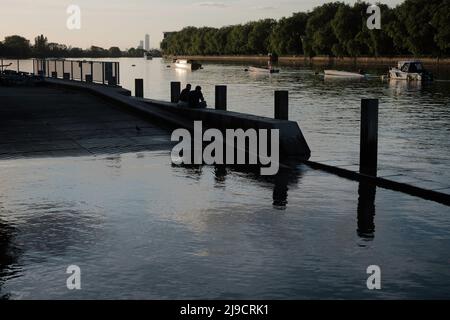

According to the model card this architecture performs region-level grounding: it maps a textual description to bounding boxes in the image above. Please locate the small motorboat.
[174,59,202,71]
[324,70,366,78]
[246,66,280,74]
[385,60,433,81]
[144,52,153,60]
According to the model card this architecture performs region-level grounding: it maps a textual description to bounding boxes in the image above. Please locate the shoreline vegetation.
[167,55,450,66]
[0,34,162,59]
[161,0,449,59]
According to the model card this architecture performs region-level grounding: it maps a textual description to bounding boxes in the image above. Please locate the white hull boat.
[324,70,365,78]
[247,66,279,74]
[385,60,433,81]
[174,59,202,71]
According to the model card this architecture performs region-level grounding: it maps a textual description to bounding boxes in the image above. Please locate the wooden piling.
[360,99,379,176]
[274,91,289,120]
[135,79,144,98]
[171,81,181,103]
[215,85,227,110]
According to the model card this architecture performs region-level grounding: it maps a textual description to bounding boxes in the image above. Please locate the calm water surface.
[117,58,449,187]
[0,153,449,299]
[1,58,449,299]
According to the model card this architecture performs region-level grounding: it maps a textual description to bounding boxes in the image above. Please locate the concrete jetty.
[0,85,173,159]
[43,77,312,160]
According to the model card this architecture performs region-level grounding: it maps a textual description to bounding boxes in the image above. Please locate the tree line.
[0,34,162,59]
[161,0,449,57]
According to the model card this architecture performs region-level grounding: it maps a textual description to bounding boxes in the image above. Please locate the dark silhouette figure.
[273,167,290,209]
[357,182,376,239]
[179,84,191,103]
[188,86,207,108]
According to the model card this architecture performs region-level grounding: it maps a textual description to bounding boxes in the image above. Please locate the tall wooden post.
[171,81,181,103]
[274,91,289,120]
[215,85,227,110]
[360,99,379,176]
[135,79,144,98]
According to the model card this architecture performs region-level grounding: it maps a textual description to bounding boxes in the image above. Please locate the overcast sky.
[0,0,403,50]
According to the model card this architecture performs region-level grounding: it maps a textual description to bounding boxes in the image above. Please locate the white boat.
[174,59,202,71]
[247,66,280,74]
[324,70,365,78]
[386,60,433,81]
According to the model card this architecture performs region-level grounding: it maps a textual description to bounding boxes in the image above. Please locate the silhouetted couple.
[179,84,207,108]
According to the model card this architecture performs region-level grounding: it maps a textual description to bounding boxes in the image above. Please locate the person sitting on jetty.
[188,86,207,108]
[178,84,191,107]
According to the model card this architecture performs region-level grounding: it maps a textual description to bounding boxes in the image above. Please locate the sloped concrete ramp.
[0,86,173,160]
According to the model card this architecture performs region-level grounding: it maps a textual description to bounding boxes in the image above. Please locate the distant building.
[163,32,175,39]
[138,40,144,49]
[145,34,150,51]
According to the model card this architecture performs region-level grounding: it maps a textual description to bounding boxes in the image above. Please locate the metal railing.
[33,59,120,85]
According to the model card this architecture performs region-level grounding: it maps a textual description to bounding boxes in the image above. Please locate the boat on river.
[174,59,202,71]
[246,66,280,74]
[384,60,433,81]
[324,70,366,78]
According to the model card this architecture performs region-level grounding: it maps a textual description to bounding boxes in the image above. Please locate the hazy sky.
[0,0,403,50]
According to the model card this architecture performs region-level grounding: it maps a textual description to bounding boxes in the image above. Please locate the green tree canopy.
[3,35,31,58]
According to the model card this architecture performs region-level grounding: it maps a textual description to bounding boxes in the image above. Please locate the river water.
[1,58,449,299]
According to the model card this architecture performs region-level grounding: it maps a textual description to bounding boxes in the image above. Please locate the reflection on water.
[0,219,20,300]
[357,182,376,240]
[0,153,450,299]
[273,167,290,209]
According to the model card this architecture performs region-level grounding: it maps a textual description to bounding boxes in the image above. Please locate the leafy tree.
[269,12,308,55]
[3,35,31,58]
[108,47,122,57]
[34,34,48,58]
[304,3,342,56]
[431,0,450,55]
[248,19,276,54]
[388,0,441,55]
[331,4,361,56]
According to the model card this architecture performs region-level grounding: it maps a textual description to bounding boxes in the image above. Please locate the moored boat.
[324,70,366,78]
[174,59,202,71]
[247,66,280,74]
[385,60,433,81]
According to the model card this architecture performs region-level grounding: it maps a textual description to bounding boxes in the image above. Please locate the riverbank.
[168,55,450,66]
